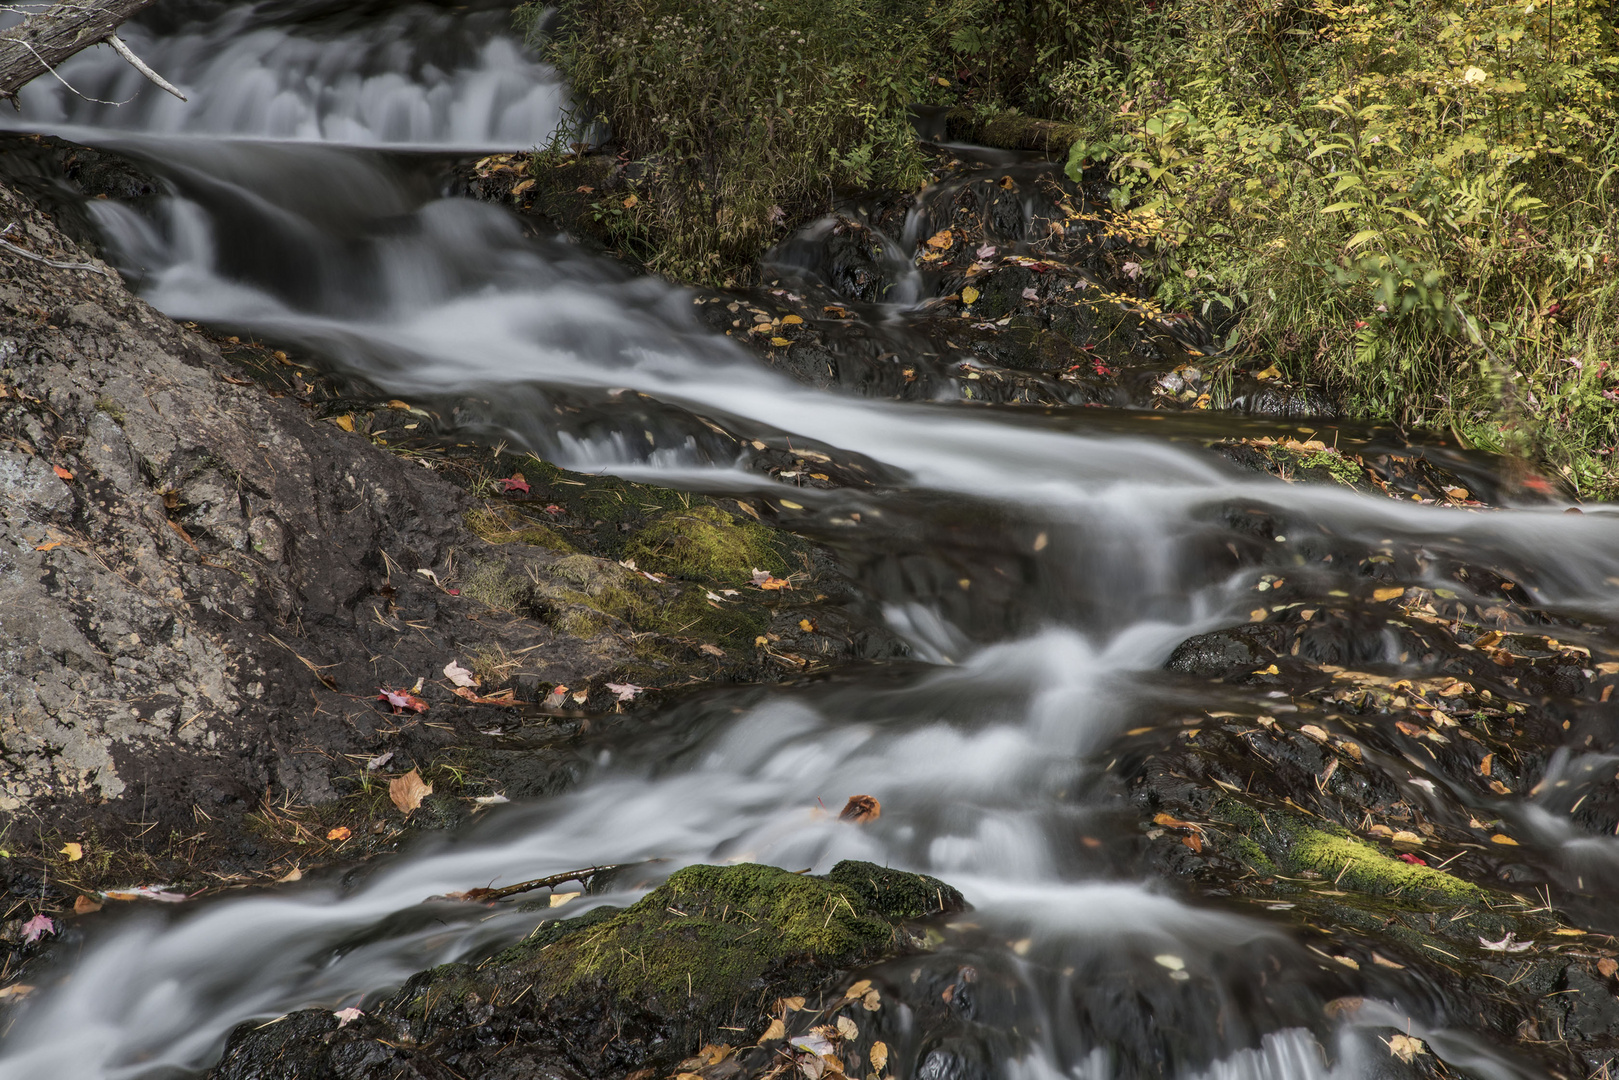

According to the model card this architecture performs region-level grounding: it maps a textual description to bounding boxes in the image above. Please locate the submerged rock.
[209,860,967,1080]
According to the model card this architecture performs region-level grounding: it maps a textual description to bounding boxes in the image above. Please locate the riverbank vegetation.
[522,0,1619,495]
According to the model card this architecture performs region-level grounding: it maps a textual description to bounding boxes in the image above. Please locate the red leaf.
[497,475,530,495]
[52,465,74,482]
[544,504,564,515]
[377,688,429,713]
[1398,853,1426,866]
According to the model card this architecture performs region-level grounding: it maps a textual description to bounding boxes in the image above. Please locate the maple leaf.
[442,661,478,688]
[21,914,55,944]
[389,768,433,814]
[333,1006,365,1028]
[605,682,645,702]
[377,688,428,713]
[497,474,530,495]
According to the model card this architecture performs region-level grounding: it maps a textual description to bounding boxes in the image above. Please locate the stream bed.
[2,3,1619,1079]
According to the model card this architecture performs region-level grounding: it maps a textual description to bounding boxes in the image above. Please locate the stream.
[3,3,1619,1079]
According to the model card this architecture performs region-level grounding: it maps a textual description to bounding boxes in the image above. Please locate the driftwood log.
[0,0,182,104]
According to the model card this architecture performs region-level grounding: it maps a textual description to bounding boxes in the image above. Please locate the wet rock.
[1165,623,1283,677]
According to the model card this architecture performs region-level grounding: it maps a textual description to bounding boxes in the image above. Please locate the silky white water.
[0,4,1613,1079]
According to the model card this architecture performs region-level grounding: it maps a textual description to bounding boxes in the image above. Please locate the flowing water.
[3,3,1618,1079]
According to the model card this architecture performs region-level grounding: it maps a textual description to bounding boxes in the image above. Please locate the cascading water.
[1,3,1616,1080]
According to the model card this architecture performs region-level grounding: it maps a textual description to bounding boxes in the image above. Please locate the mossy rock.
[624,503,784,581]
[1215,801,1485,903]
[209,861,966,1080]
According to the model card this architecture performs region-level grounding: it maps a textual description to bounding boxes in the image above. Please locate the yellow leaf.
[326,826,351,841]
[770,337,792,346]
[799,619,815,632]
[870,1041,889,1073]
[778,499,803,509]
[1388,1034,1425,1063]
[782,996,807,1012]
[510,179,535,196]
[1490,833,1519,846]
[330,414,355,432]
[836,1015,859,1040]
[759,1018,786,1043]
[926,228,954,250]
[1255,365,1281,381]
[1299,724,1329,742]
[389,769,433,814]
[60,842,83,862]
[1254,663,1279,675]
[961,286,980,305]
[1372,586,1406,602]
[622,194,639,209]
[780,314,803,325]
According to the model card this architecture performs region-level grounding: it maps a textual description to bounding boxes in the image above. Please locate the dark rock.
[1165,623,1283,677]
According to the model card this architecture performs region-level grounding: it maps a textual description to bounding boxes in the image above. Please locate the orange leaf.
[1599,958,1617,978]
[1478,752,1493,777]
[1153,812,1196,830]
[839,795,881,824]
[1181,834,1203,853]
[52,464,74,482]
[390,768,433,814]
[1371,586,1405,602]
[33,541,61,552]
[74,894,102,914]
[326,826,351,841]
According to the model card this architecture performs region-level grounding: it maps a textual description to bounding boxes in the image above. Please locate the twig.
[0,224,109,275]
[433,863,625,904]
[106,33,184,101]
[13,37,133,106]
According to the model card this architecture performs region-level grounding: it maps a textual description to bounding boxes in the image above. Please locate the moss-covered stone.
[624,503,784,580]
[211,862,966,1080]
[466,505,576,552]
[1216,801,1484,903]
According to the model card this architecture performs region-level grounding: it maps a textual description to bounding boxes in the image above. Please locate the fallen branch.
[0,0,178,104]
[0,222,110,274]
[427,863,625,904]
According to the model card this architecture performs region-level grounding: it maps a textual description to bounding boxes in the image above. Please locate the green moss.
[466,506,576,552]
[624,504,783,581]
[495,861,962,1008]
[93,395,126,425]
[1215,801,1484,903]
[461,560,529,612]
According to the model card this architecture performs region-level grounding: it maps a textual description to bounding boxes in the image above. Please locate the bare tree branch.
[0,0,165,104]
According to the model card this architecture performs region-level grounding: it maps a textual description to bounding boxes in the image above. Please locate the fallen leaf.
[1153,954,1185,971]
[1254,364,1282,381]
[74,894,103,914]
[1398,853,1426,866]
[52,464,73,482]
[699,643,726,657]
[835,1016,859,1041]
[760,1018,787,1042]
[1387,1034,1425,1063]
[330,414,355,432]
[1372,586,1406,602]
[1479,932,1531,953]
[542,685,569,708]
[862,988,881,1011]
[1479,752,1493,777]
[605,681,645,702]
[366,751,394,771]
[1182,834,1203,853]
[1490,833,1519,846]
[798,618,817,632]
[781,996,808,1013]
[926,228,953,250]
[550,891,580,907]
[1391,830,1423,844]
[870,1041,889,1073]
[60,842,83,862]
[21,914,55,944]
[839,795,881,823]
[334,1006,365,1028]
[1022,287,1040,301]
[443,660,479,688]
[276,866,303,883]
[1395,720,1425,737]
[789,1034,834,1056]
[510,179,535,196]
[1371,953,1405,969]
[1153,812,1196,830]
[0,984,33,1001]
[33,541,61,552]
[1599,958,1618,978]
[1299,724,1330,742]
[1254,663,1280,675]
[390,769,433,814]
[473,794,510,806]
[961,286,980,305]
[497,474,530,495]
[1367,825,1394,838]
[622,194,639,209]
[326,826,352,841]
[377,688,428,713]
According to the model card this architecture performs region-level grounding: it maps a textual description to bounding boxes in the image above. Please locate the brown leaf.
[1598,958,1618,978]
[699,643,726,657]
[1181,834,1203,853]
[862,989,881,1011]
[835,1016,859,1041]
[926,228,954,250]
[839,795,881,824]
[1478,752,1493,777]
[1395,720,1425,737]
[0,985,34,1001]
[869,1041,889,1074]
[390,769,433,814]
[74,894,103,914]
[759,1018,787,1043]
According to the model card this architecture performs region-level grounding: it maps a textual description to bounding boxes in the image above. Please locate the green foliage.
[1050,0,1619,494]
[520,0,959,282]
[624,503,784,580]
